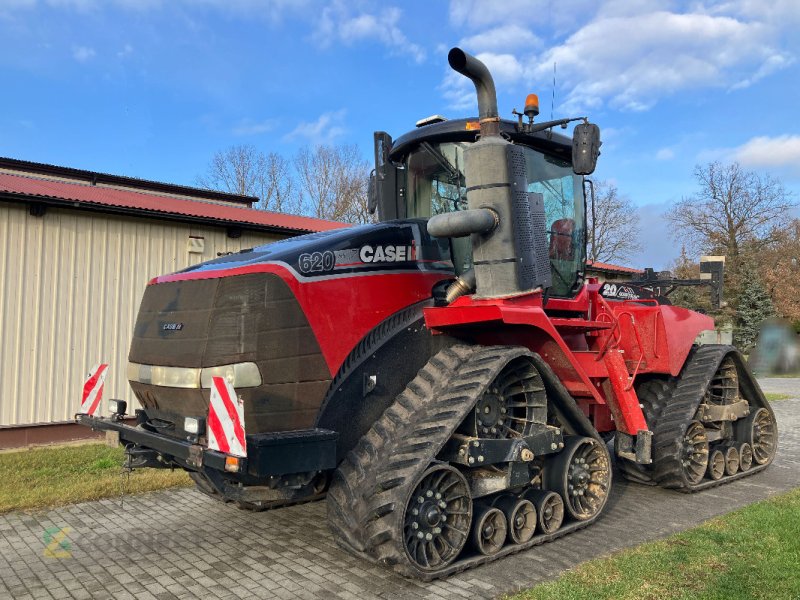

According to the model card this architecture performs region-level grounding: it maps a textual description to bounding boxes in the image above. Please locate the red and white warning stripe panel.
[207,376,247,458]
[79,364,109,416]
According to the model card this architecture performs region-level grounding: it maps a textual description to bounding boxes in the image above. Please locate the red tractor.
[78,48,778,579]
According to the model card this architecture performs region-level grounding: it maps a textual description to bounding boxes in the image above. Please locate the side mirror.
[572,122,601,175]
[367,169,377,214]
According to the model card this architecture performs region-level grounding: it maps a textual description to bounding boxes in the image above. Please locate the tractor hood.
[153,218,454,284]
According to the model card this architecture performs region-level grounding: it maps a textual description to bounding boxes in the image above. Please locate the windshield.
[406,141,585,297]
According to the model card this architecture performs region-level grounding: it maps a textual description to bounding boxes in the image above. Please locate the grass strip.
[0,443,190,513]
[509,487,800,600]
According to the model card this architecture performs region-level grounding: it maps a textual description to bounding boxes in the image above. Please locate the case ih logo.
[162,323,183,331]
[359,244,415,263]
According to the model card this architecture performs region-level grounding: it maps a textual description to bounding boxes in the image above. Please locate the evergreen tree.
[735,266,776,351]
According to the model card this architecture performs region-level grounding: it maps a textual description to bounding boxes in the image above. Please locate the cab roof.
[389,118,573,163]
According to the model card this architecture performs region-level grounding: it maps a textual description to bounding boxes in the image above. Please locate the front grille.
[129,273,331,435]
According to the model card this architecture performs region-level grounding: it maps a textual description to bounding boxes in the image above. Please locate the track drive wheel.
[736,407,777,466]
[546,436,611,521]
[403,465,472,570]
[680,421,710,485]
[460,355,547,439]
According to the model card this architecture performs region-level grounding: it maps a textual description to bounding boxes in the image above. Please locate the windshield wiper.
[421,142,460,182]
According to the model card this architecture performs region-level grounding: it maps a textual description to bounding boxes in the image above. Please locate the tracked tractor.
[77,48,778,579]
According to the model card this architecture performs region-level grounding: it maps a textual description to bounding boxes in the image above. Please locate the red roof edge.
[585,260,643,274]
[0,171,347,234]
[0,156,258,206]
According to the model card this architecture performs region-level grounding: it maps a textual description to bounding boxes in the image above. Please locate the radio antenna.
[551,61,556,121]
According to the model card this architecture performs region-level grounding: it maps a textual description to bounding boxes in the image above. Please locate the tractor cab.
[371,118,591,298]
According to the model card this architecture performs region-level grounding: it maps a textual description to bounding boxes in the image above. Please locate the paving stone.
[0,396,798,600]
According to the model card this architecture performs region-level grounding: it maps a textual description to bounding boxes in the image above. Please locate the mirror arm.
[584,178,596,263]
[525,116,586,135]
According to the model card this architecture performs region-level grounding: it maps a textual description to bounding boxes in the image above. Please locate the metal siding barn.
[0,158,344,441]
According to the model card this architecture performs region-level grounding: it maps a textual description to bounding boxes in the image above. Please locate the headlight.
[127,362,200,388]
[184,416,205,435]
[108,399,127,415]
[200,363,262,389]
[128,362,261,389]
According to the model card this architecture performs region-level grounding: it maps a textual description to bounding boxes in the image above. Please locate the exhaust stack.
[447,48,500,137]
[427,48,551,299]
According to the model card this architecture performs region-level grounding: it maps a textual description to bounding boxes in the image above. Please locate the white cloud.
[709,0,800,26]
[530,11,793,112]
[444,2,796,114]
[71,45,95,62]
[449,0,597,35]
[232,118,277,136]
[314,2,425,63]
[731,135,800,174]
[730,52,795,90]
[286,109,347,145]
[656,147,675,160]
[459,24,540,54]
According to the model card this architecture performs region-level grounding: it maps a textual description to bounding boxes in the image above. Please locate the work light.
[108,399,127,416]
[184,416,205,436]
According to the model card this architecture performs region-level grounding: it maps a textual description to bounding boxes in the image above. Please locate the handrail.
[614,310,645,390]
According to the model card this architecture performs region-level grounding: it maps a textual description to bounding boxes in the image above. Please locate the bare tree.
[262,152,299,213]
[294,144,372,224]
[196,144,299,213]
[666,162,794,260]
[587,181,642,263]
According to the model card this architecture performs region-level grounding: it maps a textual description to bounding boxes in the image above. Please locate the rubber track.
[652,345,773,492]
[326,344,610,579]
[326,344,480,556]
[617,377,673,486]
[187,470,327,512]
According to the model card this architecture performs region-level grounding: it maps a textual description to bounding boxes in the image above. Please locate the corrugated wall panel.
[0,202,284,427]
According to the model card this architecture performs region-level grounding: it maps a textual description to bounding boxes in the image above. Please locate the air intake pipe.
[427,48,551,300]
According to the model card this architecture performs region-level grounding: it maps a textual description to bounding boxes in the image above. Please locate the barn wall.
[0,201,285,427]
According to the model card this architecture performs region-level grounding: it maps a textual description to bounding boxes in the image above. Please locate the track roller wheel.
[736,407,777,466]
[525,490,564,534]
[739,442,753,471]
[471,505,507,556]
[546,436,611,521]
[707,449,725,480]
[723,445,740,475]
[493,496,537,544]
[680,421,709,485]
[403,465,472,571]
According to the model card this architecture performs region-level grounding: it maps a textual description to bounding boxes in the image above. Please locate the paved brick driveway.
[1,395,798,600]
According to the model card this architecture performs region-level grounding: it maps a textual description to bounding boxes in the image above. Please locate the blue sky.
[2,0,799,269]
